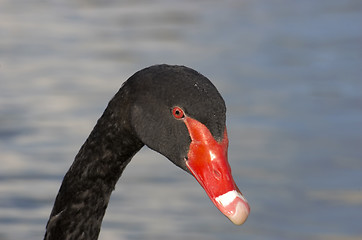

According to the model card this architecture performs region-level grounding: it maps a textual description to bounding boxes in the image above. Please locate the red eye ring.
[172,106,185,119]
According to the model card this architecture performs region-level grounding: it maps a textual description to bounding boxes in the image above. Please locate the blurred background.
[0,0,361,239]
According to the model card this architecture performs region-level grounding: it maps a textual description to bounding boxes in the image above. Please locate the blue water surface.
[0,1,361,240]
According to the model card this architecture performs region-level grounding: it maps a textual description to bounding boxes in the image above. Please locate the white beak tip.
[215,190,250,225]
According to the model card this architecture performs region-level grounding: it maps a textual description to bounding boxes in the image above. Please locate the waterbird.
[44,64,250,240]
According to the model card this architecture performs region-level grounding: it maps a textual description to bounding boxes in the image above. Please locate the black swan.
[44,64,250,240]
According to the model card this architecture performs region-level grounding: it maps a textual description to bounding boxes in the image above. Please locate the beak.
[183,117,250,225]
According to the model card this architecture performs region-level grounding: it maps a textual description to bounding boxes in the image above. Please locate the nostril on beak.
[213,169,221,180]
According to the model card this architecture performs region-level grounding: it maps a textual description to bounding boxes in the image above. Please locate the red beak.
[183,117,250,225]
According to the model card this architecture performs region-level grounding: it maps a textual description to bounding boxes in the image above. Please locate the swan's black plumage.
[44,64,226,240]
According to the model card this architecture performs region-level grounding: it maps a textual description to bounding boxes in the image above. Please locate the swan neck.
[44,89,143,240]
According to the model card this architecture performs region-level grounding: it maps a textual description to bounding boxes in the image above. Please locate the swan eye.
[172,106,185,119]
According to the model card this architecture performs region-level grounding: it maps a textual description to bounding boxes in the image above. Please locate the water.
[1,0,361,239]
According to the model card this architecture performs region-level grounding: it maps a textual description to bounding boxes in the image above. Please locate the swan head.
[126,64,250,225]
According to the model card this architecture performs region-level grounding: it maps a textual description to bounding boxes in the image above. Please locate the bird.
[44,64,250,240]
